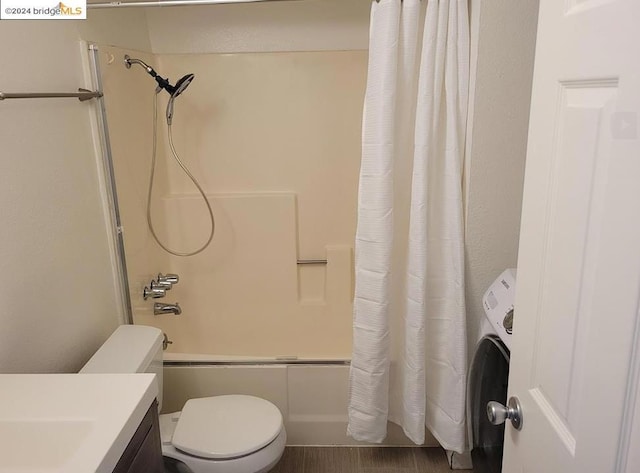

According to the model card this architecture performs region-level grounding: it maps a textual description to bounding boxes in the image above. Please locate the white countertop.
[0,373,158,473]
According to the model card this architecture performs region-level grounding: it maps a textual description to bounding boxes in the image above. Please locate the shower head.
[124,55,195,125]
[124,54,195,99]
[172,73,195,98]
[166,74,195,125]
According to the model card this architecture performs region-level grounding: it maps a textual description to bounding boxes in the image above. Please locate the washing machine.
[468,269,516,473]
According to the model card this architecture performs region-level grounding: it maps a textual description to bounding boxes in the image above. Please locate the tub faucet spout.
[154,302,181,315]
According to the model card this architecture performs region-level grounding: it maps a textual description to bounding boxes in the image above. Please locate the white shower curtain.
[347,0,469,454]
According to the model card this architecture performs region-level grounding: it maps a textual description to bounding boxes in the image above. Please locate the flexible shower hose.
[147,91,215,256]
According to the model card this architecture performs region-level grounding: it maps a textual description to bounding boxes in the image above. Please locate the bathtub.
[162,353,436,446]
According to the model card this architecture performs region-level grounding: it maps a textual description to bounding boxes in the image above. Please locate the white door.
[503,0,640,472]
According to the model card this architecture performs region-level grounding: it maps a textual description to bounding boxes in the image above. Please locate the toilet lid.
[172,395,283,459]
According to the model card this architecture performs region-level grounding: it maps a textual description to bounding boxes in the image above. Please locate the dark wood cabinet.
[112,399,164,473]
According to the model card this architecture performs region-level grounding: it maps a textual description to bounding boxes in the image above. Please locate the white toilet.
[80,325,286,473]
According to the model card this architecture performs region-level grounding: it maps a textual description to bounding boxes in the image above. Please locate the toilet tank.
[80,324,164,410]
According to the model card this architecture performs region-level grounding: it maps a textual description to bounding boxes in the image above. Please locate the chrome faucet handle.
[150,279,170,291]
[155,278,173,290]
[143,281,166,300]
[158,273,179,286]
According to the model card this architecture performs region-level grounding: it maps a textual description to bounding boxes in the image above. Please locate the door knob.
[487,396,523,430]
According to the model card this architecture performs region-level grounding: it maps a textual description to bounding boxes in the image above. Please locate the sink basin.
[0,374,158,473]
[0,420,94,470]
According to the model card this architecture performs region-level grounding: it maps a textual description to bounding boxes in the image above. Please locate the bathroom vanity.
[112,400,163,473]
[0,374,162,473]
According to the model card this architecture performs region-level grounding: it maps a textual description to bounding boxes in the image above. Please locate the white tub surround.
[0,374,158,473]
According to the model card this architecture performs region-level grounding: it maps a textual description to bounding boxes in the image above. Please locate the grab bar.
[0,88,103,102]
[297,259,328,265]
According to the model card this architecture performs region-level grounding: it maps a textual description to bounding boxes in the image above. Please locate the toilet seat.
[159,395,286,473]
[172,395,283,459]
[162,427,286,473]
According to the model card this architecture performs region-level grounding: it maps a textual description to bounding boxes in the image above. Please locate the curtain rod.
[87,0,299,8]
[0,88,102,102]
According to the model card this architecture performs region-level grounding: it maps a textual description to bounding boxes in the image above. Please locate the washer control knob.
[503,308,514,334]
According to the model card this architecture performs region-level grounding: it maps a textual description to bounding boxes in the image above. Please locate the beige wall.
[0,14,148,372]
[144,0,370,54]
[87,2,371,357]
[79,8,152,52]
[105,50,367,357]
[464,0,539,352]
[95,45,171,320]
